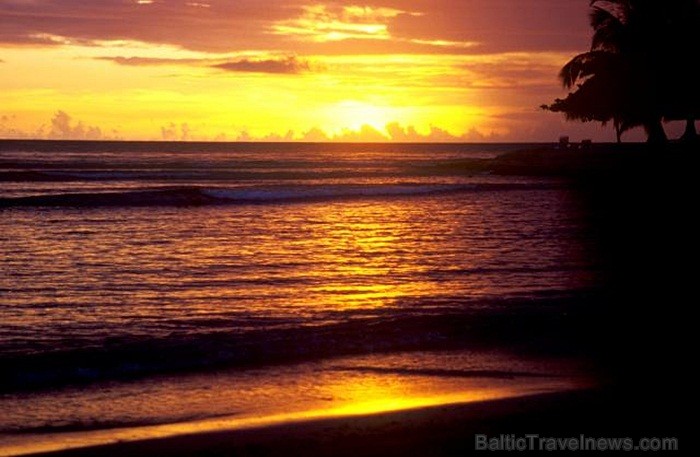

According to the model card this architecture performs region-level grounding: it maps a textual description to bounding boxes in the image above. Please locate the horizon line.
[0,138,621,146]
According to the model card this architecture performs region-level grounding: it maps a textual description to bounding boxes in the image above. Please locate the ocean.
[0,141,601,454]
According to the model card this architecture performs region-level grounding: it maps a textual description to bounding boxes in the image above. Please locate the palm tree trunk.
[644,119,667,145]
[614,119,622,144]
[681,118,698,143]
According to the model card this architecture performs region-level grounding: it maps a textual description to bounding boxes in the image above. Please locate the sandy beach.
[18,387,681,457]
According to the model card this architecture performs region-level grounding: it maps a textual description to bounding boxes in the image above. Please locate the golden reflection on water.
[2,190,591,331]
[301,370,518,418]
[293,200,466,310]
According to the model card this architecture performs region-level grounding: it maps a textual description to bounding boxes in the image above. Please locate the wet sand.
[21,387,682,457]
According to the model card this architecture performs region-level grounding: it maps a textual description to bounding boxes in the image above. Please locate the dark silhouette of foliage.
[661,0,699,142]
[542,50,634,143]
[543,0,699,144]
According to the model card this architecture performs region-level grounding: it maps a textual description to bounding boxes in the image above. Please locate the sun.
[327,101,400,132]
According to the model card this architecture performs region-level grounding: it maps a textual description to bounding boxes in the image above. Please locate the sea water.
[0,141,599,454]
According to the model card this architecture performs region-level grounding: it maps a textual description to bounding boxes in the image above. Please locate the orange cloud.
[213,56,310,74]
[270,4,416,43]
[97,55,313,74]
[0,111,120,140]
[300,127,329,142]
[0,114,32,138]
[95,56,209,66]
[49,111,111,140]
[160,122,194,141]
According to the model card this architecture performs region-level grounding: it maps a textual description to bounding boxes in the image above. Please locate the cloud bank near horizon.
[2,110,675,144]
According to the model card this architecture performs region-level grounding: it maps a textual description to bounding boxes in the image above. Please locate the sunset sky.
[0,0,669,142]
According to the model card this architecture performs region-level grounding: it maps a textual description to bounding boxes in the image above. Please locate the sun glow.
[0,0,601,141]
[328,101,401,132]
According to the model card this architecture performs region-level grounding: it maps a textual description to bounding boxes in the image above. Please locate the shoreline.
[1,346,592,456]
[9,388,606,457]
[1,371,589,457]
[14,386,683,457]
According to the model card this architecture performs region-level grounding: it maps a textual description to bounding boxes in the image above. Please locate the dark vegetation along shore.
[491,142,697,176]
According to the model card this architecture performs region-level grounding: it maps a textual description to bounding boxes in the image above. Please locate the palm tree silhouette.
[661,0,699,142]
[544,0,698,144]
[544,50,634,143]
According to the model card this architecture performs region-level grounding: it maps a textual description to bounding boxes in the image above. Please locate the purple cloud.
[0,0,590,54]
[213,57,310,74]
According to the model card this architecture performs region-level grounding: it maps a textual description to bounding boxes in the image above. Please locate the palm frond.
[590,0,631,24]
[559,54,588,89]
[590,10,627,52]
[590,4,619,29]
[544,75,633,126]
[558,51,616,88]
